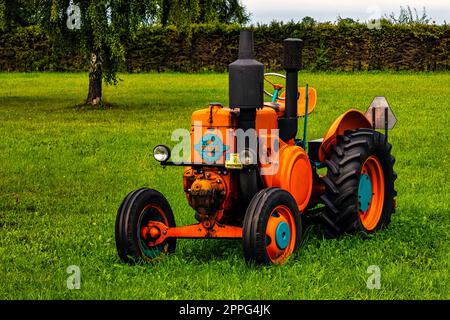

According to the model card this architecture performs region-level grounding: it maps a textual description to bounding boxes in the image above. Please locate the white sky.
[241,0,449,24]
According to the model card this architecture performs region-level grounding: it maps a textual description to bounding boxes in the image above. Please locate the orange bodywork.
[185,104,314,217]
[186,106,239,220]
[318,109,372,162]
[262,144,313,212]
[181,105,374,236]
[190,105,238,164]
[257,107,313,212]
[255,107,278,132]
[189,105,279,165]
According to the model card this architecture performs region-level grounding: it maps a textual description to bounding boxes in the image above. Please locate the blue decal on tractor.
[194,132,228,163]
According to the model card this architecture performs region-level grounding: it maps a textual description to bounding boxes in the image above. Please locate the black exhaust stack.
[229,30,264,132]
[229,30,263,205]
[279,38,303,141]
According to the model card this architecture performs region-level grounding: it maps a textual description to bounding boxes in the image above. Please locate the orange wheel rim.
[359,156,385,231]
[138,204,169,259]
[265,205,296,264]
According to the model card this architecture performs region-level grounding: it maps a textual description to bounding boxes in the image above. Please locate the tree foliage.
[301,16,316,27]
[1,0,249,86]
[29,0,159,85]
[0,0,36,30]
[160,0,249,26]
[2,22,449,73]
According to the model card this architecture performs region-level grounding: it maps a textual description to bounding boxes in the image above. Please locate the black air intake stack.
[229,30,264,132]
[279,38,303,141]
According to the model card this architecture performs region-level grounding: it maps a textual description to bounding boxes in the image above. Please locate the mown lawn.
[0,72,449,299]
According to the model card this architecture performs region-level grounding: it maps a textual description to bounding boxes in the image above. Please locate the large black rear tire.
[321,128,397,237]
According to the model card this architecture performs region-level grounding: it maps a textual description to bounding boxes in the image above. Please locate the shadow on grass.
[70,101,130,111]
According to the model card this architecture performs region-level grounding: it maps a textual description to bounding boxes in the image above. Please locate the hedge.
[1,22,449,72]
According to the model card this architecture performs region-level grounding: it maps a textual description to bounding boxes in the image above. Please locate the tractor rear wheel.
[115,188,176,263]
[243,188,302,265]
[321,128,397,237]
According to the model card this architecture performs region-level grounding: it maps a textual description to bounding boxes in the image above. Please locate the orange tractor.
[115,31,397,265]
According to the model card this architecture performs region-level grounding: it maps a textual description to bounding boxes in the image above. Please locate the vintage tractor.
[115,31,397,265]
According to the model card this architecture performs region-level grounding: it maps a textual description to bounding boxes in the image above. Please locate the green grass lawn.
[0,72,449,299]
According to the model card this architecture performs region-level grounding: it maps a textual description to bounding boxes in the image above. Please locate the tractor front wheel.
[321,128,397,237]
[243,188,302,265]
[115,188,176,263]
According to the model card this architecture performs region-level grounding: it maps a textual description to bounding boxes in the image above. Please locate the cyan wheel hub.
[358,174,373,212]
[275,221,290,250]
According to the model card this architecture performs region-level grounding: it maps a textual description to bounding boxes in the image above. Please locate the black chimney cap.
[283,38,303,70]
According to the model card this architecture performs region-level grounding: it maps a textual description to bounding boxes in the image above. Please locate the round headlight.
[153,145,171,162]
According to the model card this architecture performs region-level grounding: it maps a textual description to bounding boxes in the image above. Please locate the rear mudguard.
[318,109,372,162]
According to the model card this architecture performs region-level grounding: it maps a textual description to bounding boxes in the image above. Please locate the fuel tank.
[190,104,238,165]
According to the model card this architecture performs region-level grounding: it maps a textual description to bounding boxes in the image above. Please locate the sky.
[241,0,449,24]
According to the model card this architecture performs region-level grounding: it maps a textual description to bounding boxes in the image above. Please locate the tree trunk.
[86,53,102,106]
[161,0,172,26]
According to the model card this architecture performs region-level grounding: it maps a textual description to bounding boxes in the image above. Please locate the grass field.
[0,72,449,299]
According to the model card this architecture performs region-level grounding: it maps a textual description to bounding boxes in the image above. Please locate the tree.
[301,16,316,27]
[160,0,171,26]
[30,0,159,106]
[0,0,35,31]
[161,0,249,26]
[2,0,249,105]
[386,6,432,25]
[212,0,250,24]
[336,15,358,25]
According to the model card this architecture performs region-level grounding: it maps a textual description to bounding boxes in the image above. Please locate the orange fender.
[263,144,313,212]
[319,109,372,162]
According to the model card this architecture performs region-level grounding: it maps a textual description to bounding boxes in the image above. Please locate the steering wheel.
[264,73,286,101]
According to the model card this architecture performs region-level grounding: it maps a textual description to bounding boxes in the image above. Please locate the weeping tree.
[0,0,36,31]
[30,0,159,105]
[212,0,250,24]
[1,0,248,105]
[160,0,249,26]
